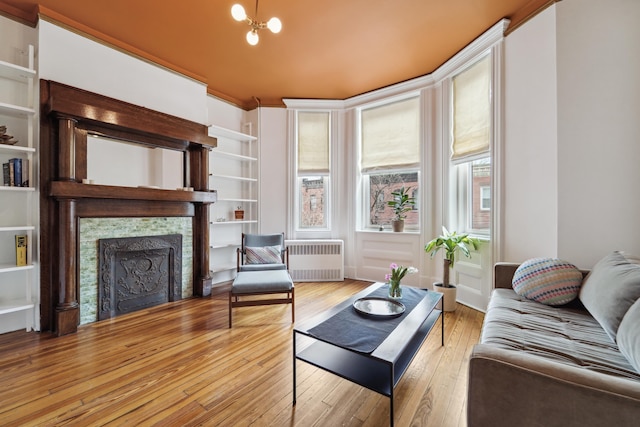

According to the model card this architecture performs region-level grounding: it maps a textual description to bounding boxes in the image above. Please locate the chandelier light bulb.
[267,17,282,34]
[246,30,259,45]
[231,4,247,21]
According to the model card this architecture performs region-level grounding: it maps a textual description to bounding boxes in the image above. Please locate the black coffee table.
[292,282,444,426]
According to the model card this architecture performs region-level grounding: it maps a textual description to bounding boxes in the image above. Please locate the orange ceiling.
[0,0,553,109]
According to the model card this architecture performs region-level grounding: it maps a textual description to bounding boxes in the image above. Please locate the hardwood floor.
[0,280,484,426]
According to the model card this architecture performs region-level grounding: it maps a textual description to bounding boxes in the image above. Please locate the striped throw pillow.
[512,258,583,306]
[245,245,282,264]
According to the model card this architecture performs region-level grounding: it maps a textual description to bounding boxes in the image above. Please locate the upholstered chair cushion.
[512,258,583,306]
[245,245,282,264]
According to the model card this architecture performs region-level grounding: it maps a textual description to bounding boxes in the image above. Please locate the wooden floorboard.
[0,280,483,426]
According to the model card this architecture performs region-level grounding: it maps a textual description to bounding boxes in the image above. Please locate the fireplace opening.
[98,234,182,320]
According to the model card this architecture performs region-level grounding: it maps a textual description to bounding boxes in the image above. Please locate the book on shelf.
[9,158,21,188]
[2,162,9,186]
[15,234,27,266]
[21,158,29,187]
[1,159,27,187]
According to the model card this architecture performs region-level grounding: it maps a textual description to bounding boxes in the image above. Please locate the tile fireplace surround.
[79,217,193,325]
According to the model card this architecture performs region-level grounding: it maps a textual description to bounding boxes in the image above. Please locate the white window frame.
[294,110,331,233]
[357,94,421,232]
[445,52,494,239]
[480,185,490,211]
[284,103,342,240]
[361,170,420,231]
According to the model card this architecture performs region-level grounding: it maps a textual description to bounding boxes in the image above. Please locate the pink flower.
[387,263,418,282]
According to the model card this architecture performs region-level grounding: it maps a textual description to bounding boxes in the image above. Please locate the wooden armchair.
[236,232,289,272]
[229,233,294,327]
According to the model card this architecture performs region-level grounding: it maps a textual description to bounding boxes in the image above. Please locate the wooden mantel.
[50,181,218,203]
[40,80,217,336]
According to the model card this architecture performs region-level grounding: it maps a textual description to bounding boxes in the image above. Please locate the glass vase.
[388,280,402,299]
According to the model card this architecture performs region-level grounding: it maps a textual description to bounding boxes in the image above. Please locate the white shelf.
[210,242,240,249]
[0,58,36,82]
[0,226,35,232]
[0,186,35,192]
[210,263,237,274]
[0,264,34,273]
[211,220,258,226]
[0,299,34,315]
[216,197,257,203]
[210,149,257,162]
[0,144,35,154]
[209,173,257,182]
[0,101,36,118]
[208,124,257,141]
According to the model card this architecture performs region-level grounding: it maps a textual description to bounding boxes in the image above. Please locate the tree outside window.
[368,172,419,227]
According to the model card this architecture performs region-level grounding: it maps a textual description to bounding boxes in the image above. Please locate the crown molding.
[283,98,346,110]
[432,18,510,82]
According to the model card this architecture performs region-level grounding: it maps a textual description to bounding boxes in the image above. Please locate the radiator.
[285,239,344,282]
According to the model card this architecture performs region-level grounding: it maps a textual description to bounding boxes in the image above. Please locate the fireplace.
[97,234,182,320]
[41,80,217,335]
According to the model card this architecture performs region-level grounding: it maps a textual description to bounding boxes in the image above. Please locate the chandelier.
[231,0,282,46]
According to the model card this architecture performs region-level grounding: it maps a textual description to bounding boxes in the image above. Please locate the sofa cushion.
[481,289,640,380]
[245,245,282,264]
[511,258,583,306]
[579,251,640,342]
[618,298,640,373]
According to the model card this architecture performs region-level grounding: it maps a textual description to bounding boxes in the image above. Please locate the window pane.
[367,172,419,227]
[298,176,328,228]
[480,186,490,210]
[470,158,490,230]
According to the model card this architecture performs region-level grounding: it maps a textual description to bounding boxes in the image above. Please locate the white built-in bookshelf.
[208,124,258,286]
[0,45,38,333]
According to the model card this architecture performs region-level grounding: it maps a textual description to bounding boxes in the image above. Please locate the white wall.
[86,136,183,189]
[38,19,207,124]
[0,15,37,66]
[503,6,559,261]
[206,95,246,131]
[37,18,250,195]
[555,0,640,268]
[257,107,288,234]
[503,0,640,269]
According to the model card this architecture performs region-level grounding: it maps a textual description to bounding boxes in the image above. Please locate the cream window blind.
[452,55,491,163]
[361,97,420,172]
[298,111,330,174]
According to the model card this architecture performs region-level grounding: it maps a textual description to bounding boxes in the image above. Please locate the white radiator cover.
[285,239,344,282]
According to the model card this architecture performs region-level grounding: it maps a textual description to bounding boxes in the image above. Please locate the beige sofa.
[468,253,640,427]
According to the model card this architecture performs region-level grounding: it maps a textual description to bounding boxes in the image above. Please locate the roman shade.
[298,111,330,174]
[361,97,420,172]
[451,55,491,163]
